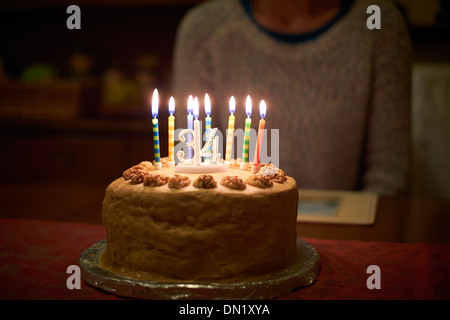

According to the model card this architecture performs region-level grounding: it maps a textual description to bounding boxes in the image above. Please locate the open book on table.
[297,189,378,225]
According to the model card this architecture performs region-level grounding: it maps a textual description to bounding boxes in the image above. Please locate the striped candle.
[241,95,252,166]
[187,95,194,159]
[225,96,236,164]
[204,93,212,162]
[152,119,161,163]
[168,97,175,163]
[151,89,161,169]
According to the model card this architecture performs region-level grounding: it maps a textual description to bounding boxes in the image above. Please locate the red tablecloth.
[1,217,449,300]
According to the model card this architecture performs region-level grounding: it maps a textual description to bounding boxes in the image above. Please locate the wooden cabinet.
[0,119,161,183]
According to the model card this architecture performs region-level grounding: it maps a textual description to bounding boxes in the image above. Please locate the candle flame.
[205,93,211,116]
[260,100,266,118]
[245,95,252,117]
[169,96,175,115]
[187,95,193,114]
[229,96,236,114]
[193,96,200,119]
[151,88,159,118]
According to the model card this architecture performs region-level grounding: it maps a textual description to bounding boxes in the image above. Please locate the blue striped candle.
[152,118,161,163]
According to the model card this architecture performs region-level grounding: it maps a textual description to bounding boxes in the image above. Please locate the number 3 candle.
[151,89,162,170]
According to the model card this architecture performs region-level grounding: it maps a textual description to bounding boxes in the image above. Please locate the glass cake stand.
[79,238,320,300]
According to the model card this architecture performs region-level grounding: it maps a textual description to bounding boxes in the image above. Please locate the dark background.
[0,0,449,224]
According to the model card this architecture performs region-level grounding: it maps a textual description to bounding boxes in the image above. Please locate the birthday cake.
[100,159,299,281]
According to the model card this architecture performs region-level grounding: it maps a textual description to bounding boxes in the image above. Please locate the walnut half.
[129,171,149,185]
[258,164,287,183]
[143,174,170,187]
[168,175,191,189]
[245,174,274,188]
[271,169,287,183]
[193,174,217,189]
[123,161,154,180]
[220,176,246,190]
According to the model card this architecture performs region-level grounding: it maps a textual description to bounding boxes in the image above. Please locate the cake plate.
[79,238,320,300]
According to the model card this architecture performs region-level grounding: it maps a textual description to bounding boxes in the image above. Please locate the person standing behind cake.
[172,0,411,195]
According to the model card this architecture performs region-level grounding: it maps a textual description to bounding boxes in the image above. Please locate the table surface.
[0,217,449,300]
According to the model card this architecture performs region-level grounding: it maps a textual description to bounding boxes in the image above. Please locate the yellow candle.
[168,97,175,162]
[225,96,236,163]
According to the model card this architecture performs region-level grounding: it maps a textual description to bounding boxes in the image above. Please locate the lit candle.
[204,93,212,162]
[241,95,252,169]
[187,95,194,160]
[151,89,162,170]
[168,96,175,167]
[253,100,266,170]
[193,96,202,165]
[225,96,236,167]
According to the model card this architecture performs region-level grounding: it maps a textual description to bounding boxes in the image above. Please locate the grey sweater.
[172,0,411,194]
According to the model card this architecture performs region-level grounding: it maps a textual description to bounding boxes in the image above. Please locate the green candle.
[242,95,252,166]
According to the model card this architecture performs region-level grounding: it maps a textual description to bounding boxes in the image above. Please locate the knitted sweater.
[172,0,411,195]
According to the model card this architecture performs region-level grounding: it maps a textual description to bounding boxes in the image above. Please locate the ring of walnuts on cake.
[121,160,288,190]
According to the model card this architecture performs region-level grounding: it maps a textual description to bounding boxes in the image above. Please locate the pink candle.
[253,100,266,165]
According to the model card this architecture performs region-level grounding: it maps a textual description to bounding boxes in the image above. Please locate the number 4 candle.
[151,89,162,170]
